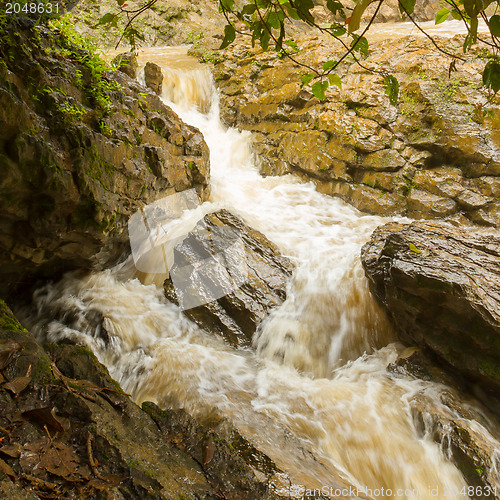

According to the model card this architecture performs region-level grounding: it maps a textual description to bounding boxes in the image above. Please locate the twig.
[86,433,102,478]
[398,0,465,61]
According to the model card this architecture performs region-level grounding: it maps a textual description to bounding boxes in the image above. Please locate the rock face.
[361,221,500,394]
[0,299,286,499]
[389,349,500,494]
[112,51,138,78]
[0,21,209,298]
[144,61,163,95]
[210,35,500,226]
[164,210,294,348]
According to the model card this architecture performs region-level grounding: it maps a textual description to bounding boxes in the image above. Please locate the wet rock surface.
[112,51,138,78]
[361,221,500,396]
[210,35,500,225]
[389,349,500,495]
[144,61,163,95]
[0,299,288,499]
[164,210,294,348]
[0,22,209,299]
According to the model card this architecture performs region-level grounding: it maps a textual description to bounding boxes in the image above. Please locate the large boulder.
[144,61,163,95]
[164,210,294,348]
[361,221,500,395]
[0,22,209,299]
[0,299,288,499]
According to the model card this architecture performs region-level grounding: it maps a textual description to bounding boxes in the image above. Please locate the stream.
[23,47,500,499]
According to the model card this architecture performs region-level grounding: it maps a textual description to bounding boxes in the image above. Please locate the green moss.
[128,458,140,469]
[72,198,97,230]
[478,358,500,381]
[0,300,28,332]
[32,356,57,385]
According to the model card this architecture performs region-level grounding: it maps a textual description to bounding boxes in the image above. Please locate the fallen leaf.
[0,443,22,458]
[0,457,15,478]
[0,340,22,370]
[22,473,61,494]
[22,407,65,433]
[20,439,49,473]
[40,442,80,478]
[202,437,215,466]
[4,375,31,395]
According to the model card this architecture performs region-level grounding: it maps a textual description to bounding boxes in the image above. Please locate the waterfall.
[23,46,500,499]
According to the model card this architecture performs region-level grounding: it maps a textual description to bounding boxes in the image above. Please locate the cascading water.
[23,48,500,499]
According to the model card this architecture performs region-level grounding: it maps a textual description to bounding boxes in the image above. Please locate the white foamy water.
[24,47,500,498]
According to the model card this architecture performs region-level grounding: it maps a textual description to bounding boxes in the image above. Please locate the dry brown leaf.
[22,473,61,493]
[20,439,49,473]
[202,437,215,466]
[4,375,31,395]
[0,340,22,370]
[40,442,80,478]
[0,457,15,478]
[0,443,22,458]
[22,407,65,433]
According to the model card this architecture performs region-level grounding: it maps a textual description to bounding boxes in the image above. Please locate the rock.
[112,51,138,78]
[164,210,294,348]
[361,221,500,399]
[469,202,500,228]
[144,61,163,95]
[455,189,490,210]
[407,189,458,218]
[0,23,209,298]
[389,350,500,494]
[0,299,287,499]
[413,167,465,199]
[211,34,500,223]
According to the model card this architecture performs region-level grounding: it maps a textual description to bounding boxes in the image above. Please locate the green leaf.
[409,242,422,254]
[326,0,344,16]
[383,74,399,105]
[451,9,462,20]
[463,0,494,17]
[470,15,478,44]
[283,2,301,20]
[349,0,375,33]
[97,13,117,26]
[483,60,500,92]
[284,40,299,52]
[489,15,500,36]
[116,0,127,6]
[267,11,281,29]
[351,34,369,56]
[251,21,263,47]
[219,24,236,49]
[435,8,450,24]
[327,73,342,90]
[301,73,315,86]
[311,80,329,100]
[219,0,235,12]
[260,27,271,51]
[242,3,257,15]
[323,60,337,71]
[331,24,346,36]
[399,0,417,16]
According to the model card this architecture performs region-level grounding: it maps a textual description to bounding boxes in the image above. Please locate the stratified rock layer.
[209,34,500,226]
[0,22,209,298]
[164,210,294,348]
[361,221,500,392]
